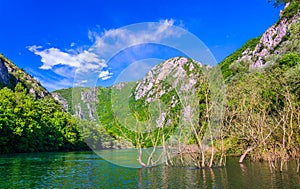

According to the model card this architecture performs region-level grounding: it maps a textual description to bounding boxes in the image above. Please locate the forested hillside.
[220,1,300,167]
[0,55,89,153]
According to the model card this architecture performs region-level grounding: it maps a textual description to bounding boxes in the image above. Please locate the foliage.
[224,57,300,163]
[0,83,87,153]
[280,1,300,19]
[218,37,260,81]
[76,119,131,149]
[279,52,300,68]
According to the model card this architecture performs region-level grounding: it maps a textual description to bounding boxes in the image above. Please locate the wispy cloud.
[52,66,76,79]
[91,19,183,58]
[26,67,74,91]
[70,42,76,47]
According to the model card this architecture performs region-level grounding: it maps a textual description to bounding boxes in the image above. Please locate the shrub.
[279,52,300,68]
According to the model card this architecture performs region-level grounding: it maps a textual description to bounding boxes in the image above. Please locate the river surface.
[0,151,300,188]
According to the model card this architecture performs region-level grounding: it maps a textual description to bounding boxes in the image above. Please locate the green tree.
[279,53,300,69]
[0,83,88,154]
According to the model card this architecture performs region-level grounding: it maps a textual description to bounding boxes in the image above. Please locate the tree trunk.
[239,147,254,163]
[297,158,300,173]
[201,151,205,168]
[137,148,146,167]
[209,147,214,168]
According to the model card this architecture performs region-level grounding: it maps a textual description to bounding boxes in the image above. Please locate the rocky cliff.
[0,58,10,86]
[134,57,203,103]
[218,2,300,81]
[54,87,99,120]
[237,2,300,68]
[0,54,49,98]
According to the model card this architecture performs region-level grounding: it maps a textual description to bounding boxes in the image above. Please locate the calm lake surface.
[0,151,300,188]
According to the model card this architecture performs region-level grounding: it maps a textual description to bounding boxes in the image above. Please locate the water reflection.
[0,151,300,188]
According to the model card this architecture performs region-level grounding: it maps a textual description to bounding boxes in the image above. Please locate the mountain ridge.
[0,54,49,98]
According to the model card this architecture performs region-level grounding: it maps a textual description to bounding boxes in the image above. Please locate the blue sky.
[0,0,282,91]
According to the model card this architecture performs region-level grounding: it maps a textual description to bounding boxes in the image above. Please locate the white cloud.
[88,30,97,42]
[99,70,112,80]
[79,61,107,73]
[28,45,105,70]
[160,19,175,26]
[101,76,112,80]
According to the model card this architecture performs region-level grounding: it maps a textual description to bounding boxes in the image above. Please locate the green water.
[0,151,300,188]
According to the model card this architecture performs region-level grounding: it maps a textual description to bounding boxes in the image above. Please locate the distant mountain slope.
[54,57,211,146]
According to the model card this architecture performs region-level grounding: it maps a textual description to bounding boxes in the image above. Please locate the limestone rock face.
[70,88,98,120]
[80,88,98,120]
[250,17,289,67]
[236,6,300,68]
[134,57,203,104]
[132,57,206,129]
[52,92,69,111]
[0,58,10,86]
[0,54,49,98]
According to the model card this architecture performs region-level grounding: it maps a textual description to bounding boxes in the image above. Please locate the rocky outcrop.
[80,88,98,120]
[236,4,300,68]
[52,92,69,110]
[0,54,49,98]
[251,17,288,67]
[134,57,203,103]
[133,57,206,128]
[112,82,127,90]
[71,88,99,120]
[53,87,100,120]
[0,58,10,86]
